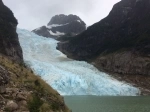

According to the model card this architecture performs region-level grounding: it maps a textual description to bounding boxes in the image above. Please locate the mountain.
[0,0,22,63]
[0,1,70,111]
[57,0,150,92]
[32,14,86,39]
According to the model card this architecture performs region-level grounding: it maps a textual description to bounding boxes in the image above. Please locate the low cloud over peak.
[3,0,120,30]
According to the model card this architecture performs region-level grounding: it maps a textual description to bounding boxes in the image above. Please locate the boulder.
[6,100,18,111]
[0,86,6,94]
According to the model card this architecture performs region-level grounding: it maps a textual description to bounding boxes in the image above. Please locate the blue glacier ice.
[17,29,140,96]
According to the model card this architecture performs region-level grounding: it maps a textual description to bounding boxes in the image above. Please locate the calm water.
[64,96,150,112]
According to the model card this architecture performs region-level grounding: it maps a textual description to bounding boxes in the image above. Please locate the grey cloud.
[3,0,120,30]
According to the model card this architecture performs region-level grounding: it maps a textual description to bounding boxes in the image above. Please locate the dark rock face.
[50,20,86,35]
[48,14,82,25]
[0,65,9,86]
[33,14,86,39]
[57,0,150,76]
[94,51,150,76]
[32,26,51,37]
[0,0,23,63]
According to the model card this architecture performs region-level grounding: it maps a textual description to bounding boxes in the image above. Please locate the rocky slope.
[0,0,23,63]
[0,55,70,112]
[57,0,150,93]
[32,14,86,39]
[0,0,70,111]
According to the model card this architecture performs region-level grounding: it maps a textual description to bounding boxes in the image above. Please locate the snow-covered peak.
[32,14,86,38]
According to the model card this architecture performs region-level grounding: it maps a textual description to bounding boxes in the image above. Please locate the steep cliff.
[57,0,150,75]
[56,0,150,93]
[32,14,86,39]
[0,0,23,63]
[58,0,150,58]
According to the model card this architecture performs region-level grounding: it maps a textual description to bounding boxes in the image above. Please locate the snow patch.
[77,20,81,23]
[34,27,41,31]
[49,30,65,36]
[47,23,69,29]
[17,28,140,96]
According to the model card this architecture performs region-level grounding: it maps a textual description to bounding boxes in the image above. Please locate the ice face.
[17,29,140,96]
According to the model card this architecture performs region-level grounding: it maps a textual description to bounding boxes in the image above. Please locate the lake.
[64,96,150,112]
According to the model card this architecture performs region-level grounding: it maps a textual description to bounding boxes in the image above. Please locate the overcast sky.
[3,0,120,31]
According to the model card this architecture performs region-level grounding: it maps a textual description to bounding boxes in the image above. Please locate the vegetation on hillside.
[0,54,70,112]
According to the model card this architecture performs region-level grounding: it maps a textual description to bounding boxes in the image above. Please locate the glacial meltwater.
[64,96,150,112]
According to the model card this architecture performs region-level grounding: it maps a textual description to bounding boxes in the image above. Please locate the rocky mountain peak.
[32,14,86,39]
[48,14,84,25]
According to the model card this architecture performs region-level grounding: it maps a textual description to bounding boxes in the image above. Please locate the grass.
[27,94,44,112]
[0,54,70,112]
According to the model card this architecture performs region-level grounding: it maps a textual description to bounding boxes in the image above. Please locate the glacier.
[17,29,140,96]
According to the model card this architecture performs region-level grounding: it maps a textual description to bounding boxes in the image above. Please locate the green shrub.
[34,79,41,86]
[51,102,59,111]
[28,94,43,112]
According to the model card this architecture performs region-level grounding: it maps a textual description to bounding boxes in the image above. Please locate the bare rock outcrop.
[32,14,86,39]
[0,0,23,63]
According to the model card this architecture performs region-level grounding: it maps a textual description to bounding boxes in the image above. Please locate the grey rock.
[0,86,6,94]
[0,66,9,86]
[16,93,26,100]
[6,100,18,111]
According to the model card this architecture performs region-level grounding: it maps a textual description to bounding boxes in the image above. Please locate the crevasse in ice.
[17,29,140,96]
